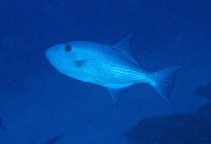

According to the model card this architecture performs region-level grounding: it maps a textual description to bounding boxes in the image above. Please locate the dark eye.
[64,45,71,52]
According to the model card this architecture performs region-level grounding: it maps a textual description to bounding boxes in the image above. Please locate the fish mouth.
[45,49,64,68]
[45,49,56,64]
[45,49,55,60]
[45,49,51,58]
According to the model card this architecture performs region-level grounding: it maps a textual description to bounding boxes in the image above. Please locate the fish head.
[45,42,95,80]
[46,42,74,68]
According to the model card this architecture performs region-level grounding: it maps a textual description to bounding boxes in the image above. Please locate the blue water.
[0,0,211,143]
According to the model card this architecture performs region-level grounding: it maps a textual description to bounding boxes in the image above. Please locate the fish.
[46,35,180,103]
[196,83,211,100]
[44,135,63,144]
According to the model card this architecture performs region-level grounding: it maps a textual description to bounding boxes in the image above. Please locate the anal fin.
[108,88,123,104]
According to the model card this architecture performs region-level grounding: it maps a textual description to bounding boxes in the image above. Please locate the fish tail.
[150,66,181,101]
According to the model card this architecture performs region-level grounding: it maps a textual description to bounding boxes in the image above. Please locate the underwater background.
[0,0,211,143]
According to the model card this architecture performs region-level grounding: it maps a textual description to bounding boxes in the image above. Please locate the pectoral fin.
[74,60,86,68]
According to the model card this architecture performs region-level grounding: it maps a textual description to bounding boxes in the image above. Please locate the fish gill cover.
[0,0,211,144]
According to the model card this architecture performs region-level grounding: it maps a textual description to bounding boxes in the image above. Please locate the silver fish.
[46,35,180,103]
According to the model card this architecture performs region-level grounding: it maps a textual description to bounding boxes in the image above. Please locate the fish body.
[46,35,180,103]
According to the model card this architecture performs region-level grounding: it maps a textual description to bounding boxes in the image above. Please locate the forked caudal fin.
[150,66,181,101]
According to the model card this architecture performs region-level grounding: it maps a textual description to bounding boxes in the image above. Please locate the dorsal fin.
[114,34,133,54]
[113,34,138,64]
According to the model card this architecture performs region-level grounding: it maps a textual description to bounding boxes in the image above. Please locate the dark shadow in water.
[0,115,6,130]
[123,104,211,144]
[196,83,211,100]
[43,135,64,144]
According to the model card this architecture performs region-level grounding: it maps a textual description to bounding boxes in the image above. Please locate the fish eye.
[64,45,71,52]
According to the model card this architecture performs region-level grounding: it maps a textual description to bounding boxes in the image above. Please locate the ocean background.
[0,0,211,143]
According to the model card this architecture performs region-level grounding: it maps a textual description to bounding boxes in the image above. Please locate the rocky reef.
[123,104,211,144]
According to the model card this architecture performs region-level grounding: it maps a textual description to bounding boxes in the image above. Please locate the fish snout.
[45,48,51,59]
[45,47,57,58]
[45,48,57,62]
